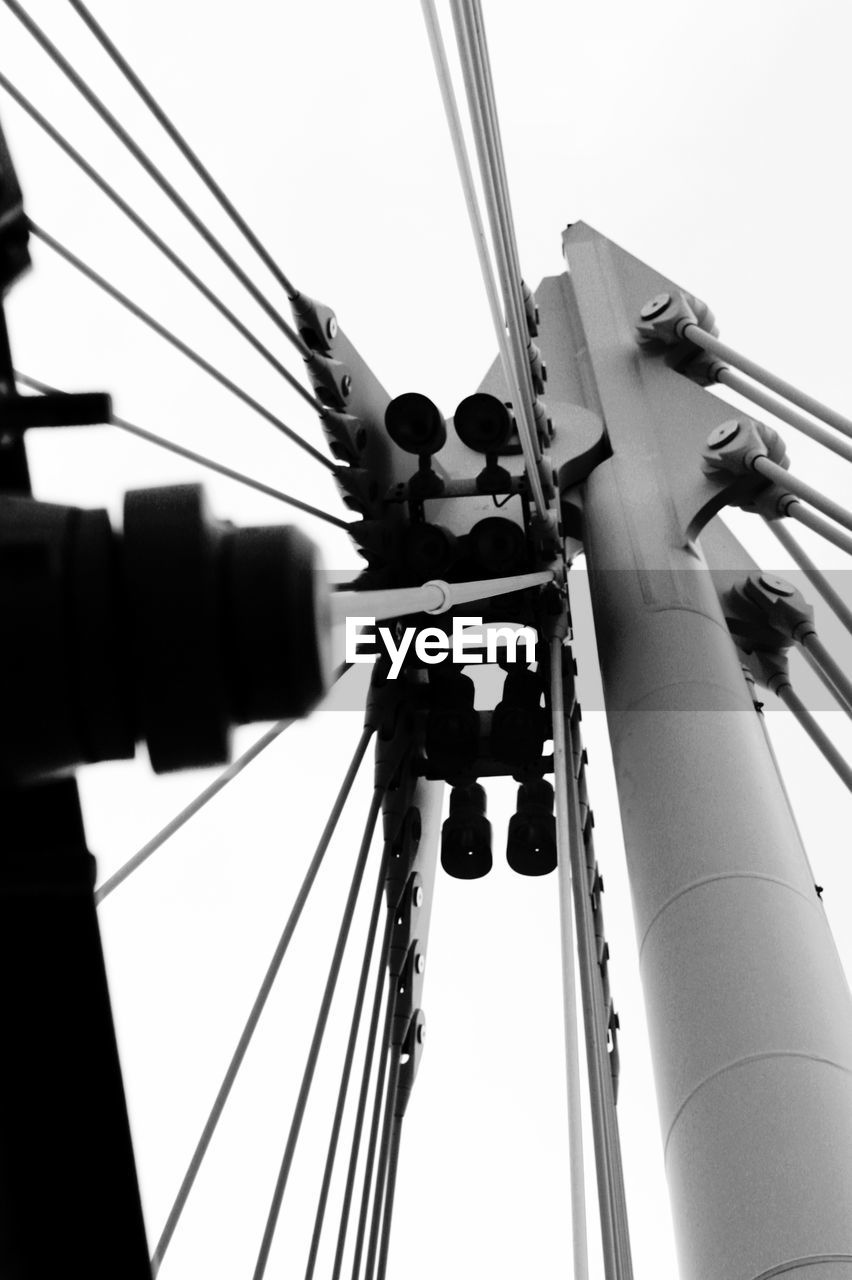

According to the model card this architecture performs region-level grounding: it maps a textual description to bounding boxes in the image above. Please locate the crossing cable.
[374,1106,403,1280]
[441,0,547,517]
[252,782,386,1280]
[66,0,299,300]
[92,666,353,906]
[771,679,852,792]
[14,373,350,531]
[150,722,373,1275]
[419,0,530,472]
[27,221,335,469]
[331,919,393,1280]
[716,365,852,466]
[783,499,852,559]
[2,0,311,356]
[548,636,593,1280]
[450,0,542,467]
[752,456,852,535]
[763,516,852,639]
[303,866,394,1280]
[551,630,635,1278]
[364,1036,403,1280]
[348,975,396,1280]
[682,321,852,444]
[0,73,318,408]
[465,0,540,437]
[797,633,852,719]
[96,721,292,904]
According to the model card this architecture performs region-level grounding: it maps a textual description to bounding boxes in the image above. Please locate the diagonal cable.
[27,221,335,468]
[375,1113,403,1280]
[14,372,350,529]
[67,0,298,299]
[798,633,852,719]
[304,886,393,1280]
[3,0,309,354]
[150,720,373,1274]
[96,720,292,904]
[94,666,353,906]
[548,636,591,1280]
[331,918,393,1280]
[683,321,852,444]
[764,516,852,638]
[467,0,539,428]
[774,680,852,791]
[251,783,386,1280]
[347,975,395,1280]
[448,0,546,516]
[0,73,318,406]
[363,1041,402,1280]
[786,500,852,559]
[755,457,852,534]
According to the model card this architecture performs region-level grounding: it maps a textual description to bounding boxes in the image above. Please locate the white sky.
[3,2,852,1277]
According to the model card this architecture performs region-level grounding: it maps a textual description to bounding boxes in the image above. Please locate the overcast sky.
[3,2,852,1277]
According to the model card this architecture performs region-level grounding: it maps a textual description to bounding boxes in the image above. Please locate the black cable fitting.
[304,350,353,408]
[335,467,381,518]
[319,409,367,464]
[441,782,492,879]
[507,778,557,876]
[382,806,422,905]
[394,1011,426,1121]
[289,292,339,354]
[388,872,424,976]
[385,392,447,500]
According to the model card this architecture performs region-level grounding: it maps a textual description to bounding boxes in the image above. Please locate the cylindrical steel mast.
[562,224,852,1280]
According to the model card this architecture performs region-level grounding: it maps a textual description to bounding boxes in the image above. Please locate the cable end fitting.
[702,416,787,477]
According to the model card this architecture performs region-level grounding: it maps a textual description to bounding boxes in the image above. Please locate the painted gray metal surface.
[542,223,852,1280]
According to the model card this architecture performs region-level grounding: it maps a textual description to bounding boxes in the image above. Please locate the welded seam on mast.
[663,1051,852,1163]
[637,871,823,961]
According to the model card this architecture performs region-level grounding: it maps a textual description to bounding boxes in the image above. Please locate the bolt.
[708,420,740,449]
[758,573,794,597]
[640,292,671,320]
[416,1022,426,1044]
[341,374,352,398]
[413,885,423,907]
[416,953,426,974]
[326,315,338,340]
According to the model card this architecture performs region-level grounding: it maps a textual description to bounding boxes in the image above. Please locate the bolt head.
[416,953,426,974]
[413,885,423,907]
[416,1022,426,1044]
[341,374,352,397]
[708,420,740,449]
[640,292,671,320]
[326,315,339,340]
[758,573,794,597]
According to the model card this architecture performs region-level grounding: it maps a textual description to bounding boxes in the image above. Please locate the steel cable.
[28,221,334,468]
[3,0,309,354]
[14,372,350,529]
[150,722,373,1273]
[331,917,393,1280]
[303,860,392,1280]
[67,0,299,299]
[0,74,316,407]
[251,783,386,1280]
